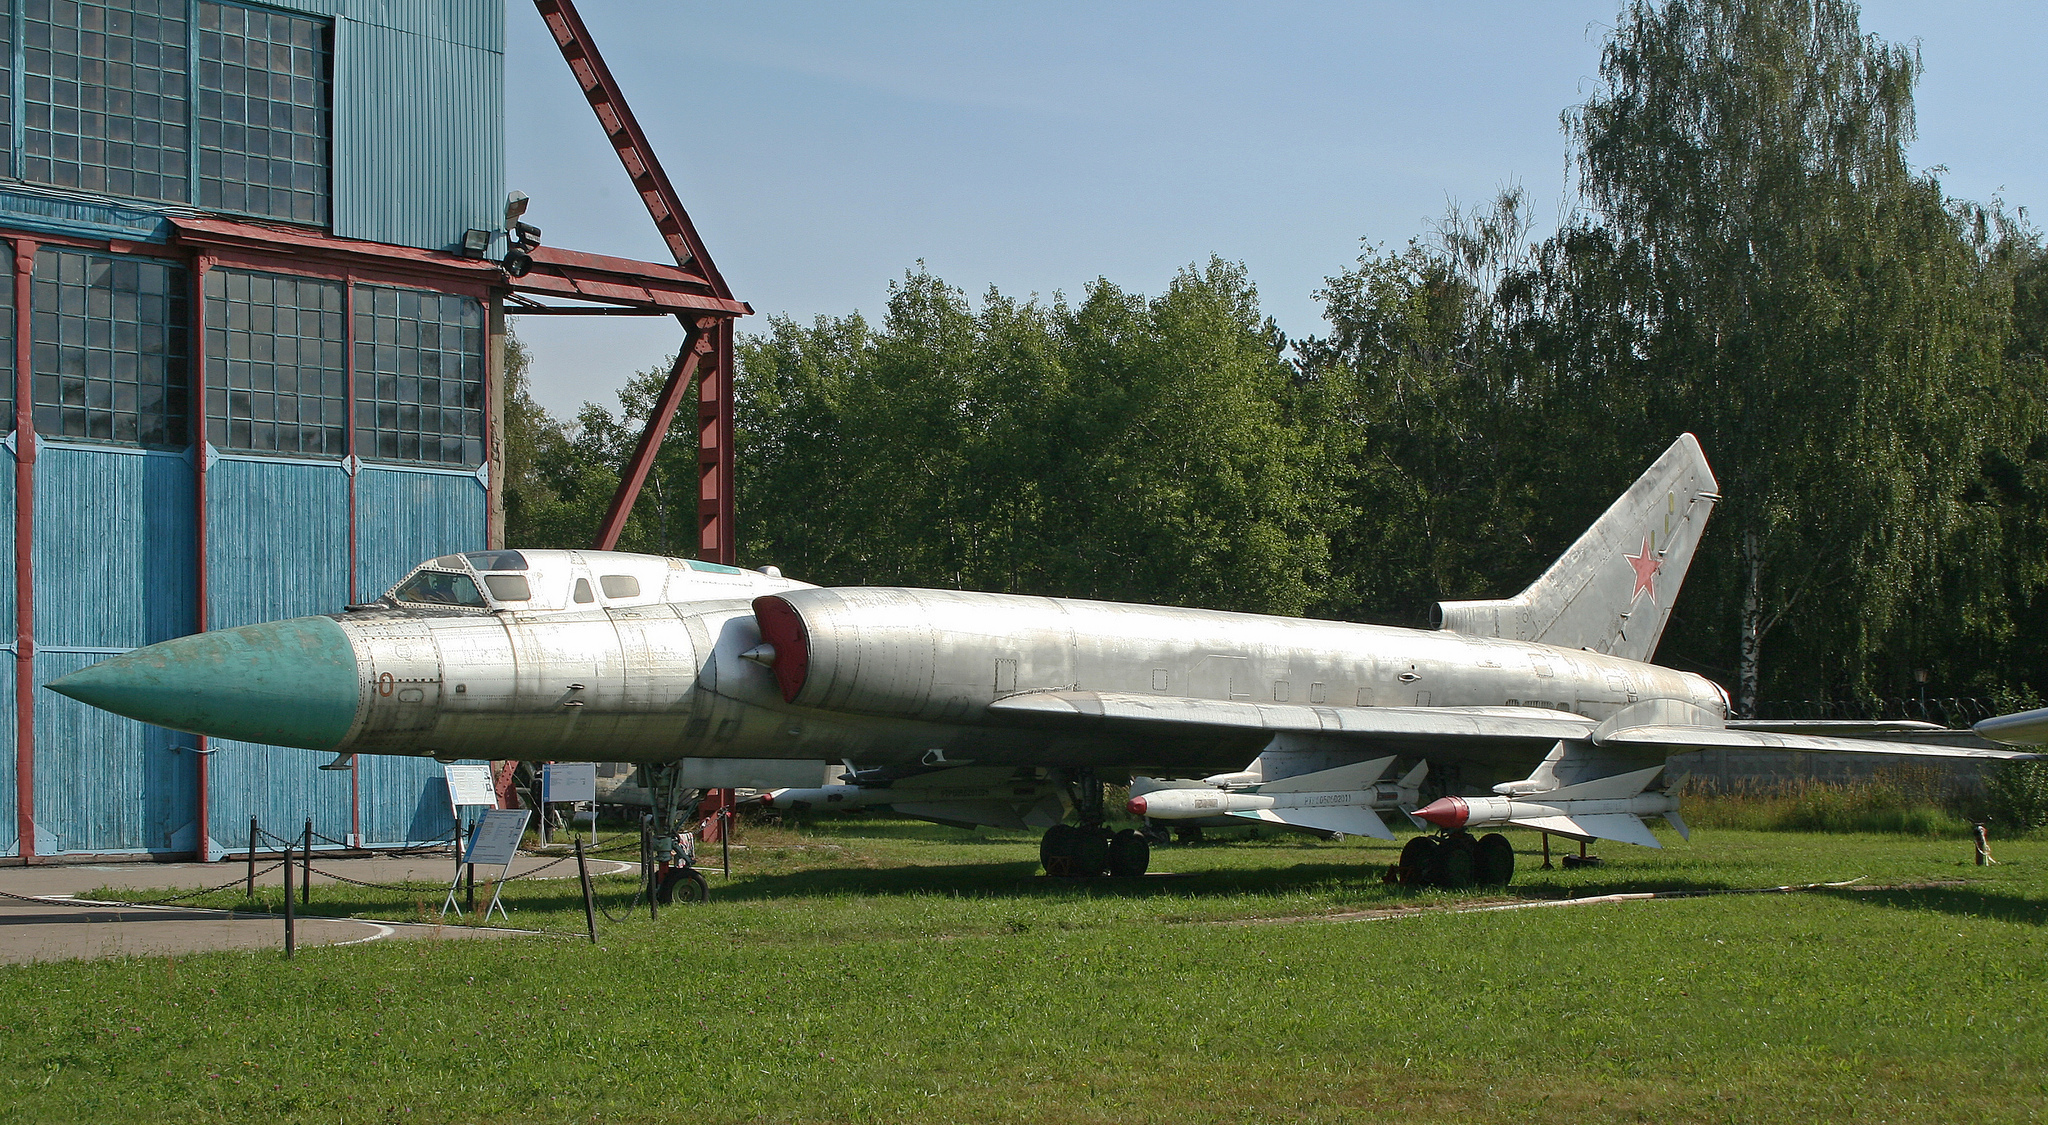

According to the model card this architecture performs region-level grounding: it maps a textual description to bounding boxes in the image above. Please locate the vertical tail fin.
[1433,434,1718,662]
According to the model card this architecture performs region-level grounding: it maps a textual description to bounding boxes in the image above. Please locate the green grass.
[9,818,2048,1124]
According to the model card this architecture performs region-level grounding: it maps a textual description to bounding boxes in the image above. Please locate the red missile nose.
[1126,795,1147,817]
[1413,795,1469,829]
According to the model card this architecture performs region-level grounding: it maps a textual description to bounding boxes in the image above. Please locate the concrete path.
[0,850,638,965]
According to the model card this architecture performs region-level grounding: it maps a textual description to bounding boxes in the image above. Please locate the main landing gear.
[1395,830,1515,888]
[1039,769,1151,878]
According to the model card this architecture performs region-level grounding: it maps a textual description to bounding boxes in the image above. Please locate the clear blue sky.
[505,1,2048,419]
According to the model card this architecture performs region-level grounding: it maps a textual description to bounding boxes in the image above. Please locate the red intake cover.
[751,595,811,703]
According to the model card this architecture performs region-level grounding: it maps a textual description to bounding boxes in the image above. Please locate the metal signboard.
[444,763,497,810]
[542,761,598,804]
[464,808,529,866]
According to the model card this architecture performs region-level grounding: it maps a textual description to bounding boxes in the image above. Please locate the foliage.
[734,261,1329,612]
[1982,760,2048,833]
[1681,772,1973,837]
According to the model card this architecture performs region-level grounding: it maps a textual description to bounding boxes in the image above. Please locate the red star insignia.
[1624,538,1660,601]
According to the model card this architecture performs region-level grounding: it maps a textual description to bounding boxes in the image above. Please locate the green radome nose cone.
[46,616,360,750]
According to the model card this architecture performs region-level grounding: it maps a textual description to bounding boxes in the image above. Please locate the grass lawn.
[4,818,2044,1124]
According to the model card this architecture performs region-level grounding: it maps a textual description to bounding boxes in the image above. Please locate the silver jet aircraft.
[48,435,2036,889]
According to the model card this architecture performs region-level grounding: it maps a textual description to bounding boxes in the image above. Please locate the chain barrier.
[246,823,456,856]
[0,863,291,909]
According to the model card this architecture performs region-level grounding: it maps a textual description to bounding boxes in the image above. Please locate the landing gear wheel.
[1475,832,1515,886]
[1040,824,1083,876]
[1071,827,1112,877]
[1174,825,1204,845]
[1434,833,1478,888]
[1140,821,1172,846]
[1107,828,1151,877]
[1398,834,1440,886]
[655,866,708,904]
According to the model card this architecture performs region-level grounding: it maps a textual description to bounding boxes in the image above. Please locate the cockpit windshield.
[392,570,487,607]
[464,550,528,571]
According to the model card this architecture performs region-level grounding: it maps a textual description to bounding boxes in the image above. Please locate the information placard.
[542,761,598,804]
[443,763,497,809]
[464,808,530,867]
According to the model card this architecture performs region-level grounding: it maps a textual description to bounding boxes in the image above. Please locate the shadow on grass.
[1817,884,2048,926]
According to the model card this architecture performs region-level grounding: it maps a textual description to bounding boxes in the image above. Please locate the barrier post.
[282,840,295,959]
[576,836,597,943]
[246,817,258,897]
[302,819,313,905]
[465,821,477,914]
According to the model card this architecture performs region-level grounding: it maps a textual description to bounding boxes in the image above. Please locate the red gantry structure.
[530,0,747,564]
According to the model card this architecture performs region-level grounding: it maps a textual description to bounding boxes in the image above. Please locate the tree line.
[503,0,2048,715]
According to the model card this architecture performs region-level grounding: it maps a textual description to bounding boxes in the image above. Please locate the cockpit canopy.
[371,549,811,615]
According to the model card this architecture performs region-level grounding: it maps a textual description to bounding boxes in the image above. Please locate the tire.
[655,866,708,904]
[1436,833,1478,888]
[1475,833,1515,886]
[1398,834,1441,886]
[1107,828,1151,877]
[1071,827,1113,877]
[1040,824,1082,876]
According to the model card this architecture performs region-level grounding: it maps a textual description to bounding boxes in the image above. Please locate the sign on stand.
[442,808,530,923]
[541,761,599,846]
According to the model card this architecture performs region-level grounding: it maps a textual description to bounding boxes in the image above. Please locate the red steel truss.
[532,0,745,563]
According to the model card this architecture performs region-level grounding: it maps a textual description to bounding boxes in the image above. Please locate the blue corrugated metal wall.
[204,457,352,629]
[30,446,199,854]
[354,465,488,596]
[330,1,505,252]
[201,455,357,853]
[34,652,198,854]
[348,463,485,846]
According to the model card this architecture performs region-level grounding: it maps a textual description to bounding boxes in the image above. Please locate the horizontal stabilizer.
[1231,806,1392,839]
[1255,756,1395,794]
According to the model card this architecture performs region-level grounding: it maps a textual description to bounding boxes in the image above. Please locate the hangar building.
[2,0,731,861]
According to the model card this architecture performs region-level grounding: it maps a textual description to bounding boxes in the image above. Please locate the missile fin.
[1663,808,1691,841]
[1542,764,1666,801]
[1398,760,1429,788]
[1516,814,1591,839]
[1255,756,1395,794]
[1560,813,1664,848]
[1229,805,1392,839]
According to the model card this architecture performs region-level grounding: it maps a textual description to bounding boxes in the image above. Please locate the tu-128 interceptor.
[48,434,2036,892]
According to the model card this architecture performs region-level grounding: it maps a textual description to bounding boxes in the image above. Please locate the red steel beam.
[531,0,743,564]
[592,324,709,552]
[530,0,732,298]
[13,239,36,860]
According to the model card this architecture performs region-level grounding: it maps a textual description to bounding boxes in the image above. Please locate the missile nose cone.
[1126,795,1147,817]
[1413,795,1470,829]
[45,616,361,751]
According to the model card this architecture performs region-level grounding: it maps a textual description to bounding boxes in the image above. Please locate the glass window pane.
[31,247,188,447]
[352,283,484,468]
[195,2,330,223]
[204,266,344,457]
